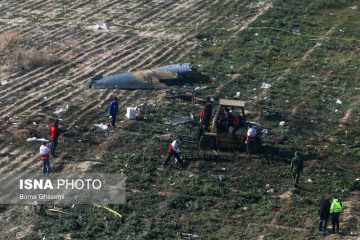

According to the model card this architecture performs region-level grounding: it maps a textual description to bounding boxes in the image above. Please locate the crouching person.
[163,138,185,168]
[39,142,51,175]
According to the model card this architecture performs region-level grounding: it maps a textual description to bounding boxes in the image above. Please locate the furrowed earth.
[0,0,359,239]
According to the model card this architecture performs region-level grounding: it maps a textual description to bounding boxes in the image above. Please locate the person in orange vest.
[163,138,185,168]
[39,142,51,174]
[49,119,63,157]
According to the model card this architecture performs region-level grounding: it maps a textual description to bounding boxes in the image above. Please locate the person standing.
[318,196,331,232]
[203,97,213,130]
[108,97,119,127]
[330,195,343,234]
[246,124,257,156]
[163,138,185,168]
[39,142,51,175]
[290,151,303,187]
[49,119,63,157]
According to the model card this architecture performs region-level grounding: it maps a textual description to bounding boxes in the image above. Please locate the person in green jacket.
[330,196,343,234]
[290,151,303,187]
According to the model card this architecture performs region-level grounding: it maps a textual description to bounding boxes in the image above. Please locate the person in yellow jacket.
[329,195,343,234]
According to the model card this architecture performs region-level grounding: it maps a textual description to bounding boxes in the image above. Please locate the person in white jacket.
[39,142,51,175]
[163,138,185,168]
[246,124,257,156]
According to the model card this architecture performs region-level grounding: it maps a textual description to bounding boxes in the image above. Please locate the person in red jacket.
[163,138,185,168]
[49,119,63,157]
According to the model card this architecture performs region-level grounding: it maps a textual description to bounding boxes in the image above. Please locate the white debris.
[53,108,65,115]
[66,104,69,109]
[267,188,274,194]
[306,178,313,183]
[26,137,49,142]
[285,100,289,103]
[1,80,8,86]
[254,33,259,36]
[279,121,286,126]
[336,99,342,104]
[126,107,137,120]
[94,23,108,31]
[243,207,248,211]
[356,178,360,181]
[234,91,241,98]
[44,96,47,100]
[265,184,271,188]
[335,109,338,112]
[350,5,357,10]
[261,82,271,89]
[170,182,176,186]
[94,123,110,131]
[32,122,37,125]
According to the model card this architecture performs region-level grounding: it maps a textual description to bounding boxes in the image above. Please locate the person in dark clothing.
[318,196,331,232]
[290,151,303,187]
[49,119,63,157]
[108,97,119,127]
[203,97,213,130]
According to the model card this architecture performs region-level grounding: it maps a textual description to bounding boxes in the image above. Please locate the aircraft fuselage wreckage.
[87,63,208,90]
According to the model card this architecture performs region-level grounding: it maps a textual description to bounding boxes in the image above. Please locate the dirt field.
[0,0,359,239]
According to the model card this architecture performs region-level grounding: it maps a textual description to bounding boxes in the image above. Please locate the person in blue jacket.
[108,97,119,127]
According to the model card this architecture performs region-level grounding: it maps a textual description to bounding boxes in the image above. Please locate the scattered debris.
[279,121,286,126]
[336,99,342,104]
[126,107,137,120]
[266,184,271,188]
[181,233,199,240]
[47,207,69,214]
[164,113,194,125]
[166,92,193,101]
[26,137,49,142]
[53,108,66,115]
[93,204,122,218]
[94,123,110,131]
[93,23,108,31]
[267,188,274,194]
[1,80,8,86]
[194,86,208,91]
[218,175,225,182]
[305,178,313,184]
[234,91,241,98]
[292,27,300,35]
[243,206,248,211]
[261,82,271,89]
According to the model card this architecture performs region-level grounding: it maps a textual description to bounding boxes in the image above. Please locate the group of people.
[39,119,63,175]
[319,195,344,234]
[290,152,345,234]
[38,97,120,175]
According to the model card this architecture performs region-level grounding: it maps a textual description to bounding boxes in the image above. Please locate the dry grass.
[0,31,21,51]
[15,49,63,72]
